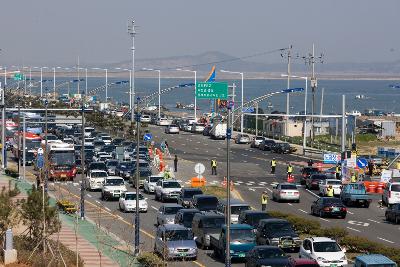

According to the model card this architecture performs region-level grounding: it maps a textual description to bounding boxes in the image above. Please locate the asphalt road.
[149,125,400,248]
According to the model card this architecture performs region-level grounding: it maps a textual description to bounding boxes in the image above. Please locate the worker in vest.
[287,163,293,179]
[351,172,357,183]
[335,164,341,180]
[326,185,334,197]
[270,158,277,174]
[261,191,269,211]
[211,159,217,175]
[164,168,172,179]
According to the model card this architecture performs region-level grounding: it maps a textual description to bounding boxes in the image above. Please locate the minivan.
[192,211,225,249]
[217,199,251,224]
[383,182,400,206]
[190,195,218,211]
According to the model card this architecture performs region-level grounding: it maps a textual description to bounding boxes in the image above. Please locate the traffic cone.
[230,180,234,191]
[222,177,227,187]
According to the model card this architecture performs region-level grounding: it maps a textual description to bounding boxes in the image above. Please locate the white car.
[84,137,94,146]
[101,176,127,200]
[118,192,148,213]
[185,123,193,132]
[165,124,180,134]
[157,118,172,126]
[382,182,400,206]
[97,154,113,163]
[100,135,112,145]
[235,134,251,144]
[87,170,108,191]
[187,117,197,124]
[272,183,300,202]
[319,179,342,196]
[143,175,163,193]
[140,115,151,123]
[299,237,347,267]
[191,123,205,133]
[154,179,182,202]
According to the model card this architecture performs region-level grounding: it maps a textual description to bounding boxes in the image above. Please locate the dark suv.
[256,219,301,251]
[259,139,276,151]
[272,143,292,154]
[300,167,320,185]
[305,174,328,190]
[178,188,203,208]
[190,195,218,211]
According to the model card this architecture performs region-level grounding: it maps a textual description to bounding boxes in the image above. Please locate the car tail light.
[323,207,330,211]
[294,192,299,195]
[280,191,286,195]
[341,207,347,211]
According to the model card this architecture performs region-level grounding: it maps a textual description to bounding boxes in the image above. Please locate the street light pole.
[176,69,197,120]
[53,67,56,100]
[134,96,140,256]
[85,68,88,95]
[40,67,43,97]
[128,18,137,123]
[142,68,161,119]
[1,82,5,171]
[105,69,108,103]
[80,93,86,219]
[225,101,232,267]
[221,70,244,133]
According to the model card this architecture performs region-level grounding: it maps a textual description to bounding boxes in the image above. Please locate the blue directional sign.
[143,133,152,141]
[282,88,304,93]
[37,154,44,169]
[242,107,255,113]
[357,158,368,168]
[323,153,340,164]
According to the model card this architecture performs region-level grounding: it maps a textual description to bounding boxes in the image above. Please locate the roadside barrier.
[221,177,234,191]
[191,176,206,187]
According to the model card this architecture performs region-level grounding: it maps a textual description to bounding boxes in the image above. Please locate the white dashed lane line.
[346,227,361,232]
[347,211,354,215]
[87,194,92,198]
[151,206,158,211]
[105,207,111,211]
[287,203,293,206]
[298,209,308,214]
[378,237,395,244]
[95,200,101,204]
[319,218,330,222]
[265,188,273,193]
[367,219,380,224]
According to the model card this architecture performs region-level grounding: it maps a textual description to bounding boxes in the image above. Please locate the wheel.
[341,214,346,219]
[396,216,400,224]
[386,213,391,222]
[161,194,165,203]
[311,207,314,215]
[319,210,324,218]
[155,193,159,201]
[364,202,370,208]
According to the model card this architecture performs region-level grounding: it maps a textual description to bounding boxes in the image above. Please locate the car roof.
[356,254,396,264]
[182,188,203,192]
[178,208,201,214]
[259,218,289,224]
[162,224,188,231]
[309,237,334,242]
[90,170,107,173]
[194,194,218,199]
[242,210,269,215]
[253,245,283,250]
[162,203,183,208]
[291,258,318,264]
[106,176,124,179]
[195,211,224,218]
[222,224,252,230]
[218,198,247,205]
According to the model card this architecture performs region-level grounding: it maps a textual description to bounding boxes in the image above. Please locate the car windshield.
[165,230,190,241]
[202,217,225,228]
[149,176,162,183]
[246,213,271,226]
[304,168,319,174]
[198,197,218,209]
[391,184,400,192]
[106,161,118,167]
[102,136,111,140]
[257,248,286,259]
[163,182,181,188]
[183,190,202,198]
[280,184,298,190]
[125,194,144,200]
[327,181,342,185]
[26,140,41,150]
[164,206,182,214]
[139,162,149,168]
[94,141,104,146]
[105,179,124,186]
[91,172,107,178]
[313,241,341,252]
[50,151,75,165]
[182,212,199,227]
[231,205,251,215]
[90,163,106,170]
[312,175,327,180]
[323,198,342,205]
[266,222,293,232]
[170,124,178,127]
[231,229,254,242]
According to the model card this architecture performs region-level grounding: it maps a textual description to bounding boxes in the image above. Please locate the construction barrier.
[363,181,386,194]
[159,161,165,172]
[191,176,206,187]
[376,182,384,194]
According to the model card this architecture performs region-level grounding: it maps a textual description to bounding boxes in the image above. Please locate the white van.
[382,182,400,205]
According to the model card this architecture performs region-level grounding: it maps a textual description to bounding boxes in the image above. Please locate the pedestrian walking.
[261,191,268,211]
[287,163,293,179]
[270,158,276,174]
[211,159,217,175]
[174,155,178,172]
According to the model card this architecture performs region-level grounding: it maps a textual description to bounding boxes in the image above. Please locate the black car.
[259,139,276,151]
[256,219,301,251]
[178,188,203,208]
[305,174,328,190]
[246,246,289,267]
[385,203,400,224]
[238,210,272,230]
[190,195,219,211]
[174,208,201,229]
[203,125,212,136]
[100,144,116,154]
[112,138,124,146]
[271,142,292,154]
[87,162,107,173]
[311,197,347,219]
[300,167,320,185]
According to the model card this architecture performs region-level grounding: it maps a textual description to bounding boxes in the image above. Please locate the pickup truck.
[340,183,372,207]
[210,224,256,261]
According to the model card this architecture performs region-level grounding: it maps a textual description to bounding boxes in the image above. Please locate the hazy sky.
[1,0,399,66]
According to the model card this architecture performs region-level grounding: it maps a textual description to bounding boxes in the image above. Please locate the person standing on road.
[174,155,178,172]
[308,159,313,167]
[270,158,276,174]
[287,163,293,179]
[335,164,341,180]
[326,185,334,197]
[261,191,269,211]
[211,159,217,175]
[351,172,357,183]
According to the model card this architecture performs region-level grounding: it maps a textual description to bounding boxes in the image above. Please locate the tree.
[0,182,20,243]
[20,185,60,243]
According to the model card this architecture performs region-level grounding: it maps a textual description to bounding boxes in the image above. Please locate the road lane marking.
[378,237,395,244]
[87,194,92,198]
[266,188,273,193]
[346,227,361,232]
[298,209,308,214]
[348,220,369,227]
[305,189,319,198]
[347,211,354,215]
[249,188,256,192]
[105,207,111,211]
[241,154,248,157]
[367,219,380,224]
[95,200,100,204]
[288,203,293,206]
[151,206,158,211]
[319,218,330,222]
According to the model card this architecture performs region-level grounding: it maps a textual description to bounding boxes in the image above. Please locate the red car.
[289,258,319,267]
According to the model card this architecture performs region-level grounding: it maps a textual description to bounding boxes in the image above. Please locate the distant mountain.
[107,51,400,79]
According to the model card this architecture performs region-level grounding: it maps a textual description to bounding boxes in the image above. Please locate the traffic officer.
[351,172,357,183]
[326,185,334,197]
[287,163,293,179]
[211,159,217,175]
[270,158,277,174]
[335,164,341,180]
[164,168,172,179]
[261,191,269,211]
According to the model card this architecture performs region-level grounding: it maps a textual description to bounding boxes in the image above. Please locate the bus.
[12,132,42,165]
[45,141,76,181]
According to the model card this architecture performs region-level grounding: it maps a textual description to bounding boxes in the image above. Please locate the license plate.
[330,264,337,267]
[282,241,293,246]
[61,174,67,178]
[114,194,120,197]
[333,207,340,212]
[179,253,187,257]
[238,253,245,257]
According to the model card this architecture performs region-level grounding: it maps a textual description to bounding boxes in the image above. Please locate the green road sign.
[13,73,24,81]
[196,82,228,100]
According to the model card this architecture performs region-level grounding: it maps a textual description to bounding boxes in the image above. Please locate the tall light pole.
[53,67,56,100]
[176,69,197,120]
[92,68,108,103]
[128,18,137,123]
[221,70,244,134]
[115,68,132,111]
[142,68,161,118]
[281,74,308,153]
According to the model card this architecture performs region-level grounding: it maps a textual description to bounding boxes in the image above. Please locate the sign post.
[196,82,228,100]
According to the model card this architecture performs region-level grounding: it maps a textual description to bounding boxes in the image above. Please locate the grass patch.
[356,134,378,143]
[199,185,227,199]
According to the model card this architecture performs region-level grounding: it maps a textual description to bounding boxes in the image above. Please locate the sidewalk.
[1,171,137,267]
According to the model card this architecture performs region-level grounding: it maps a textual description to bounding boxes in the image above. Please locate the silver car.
[154,224,197,260]
[272,183,300,202]
[156,204,183,226]
[165,124,180,134]
[143,175,163,193]
[235,134,251,144]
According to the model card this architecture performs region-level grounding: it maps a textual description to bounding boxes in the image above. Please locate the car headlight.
[230,250,234,254]
[168,247,175,253]
[340,256,347,260]
[270,238,279,245]
[183,200,189,205]
[317,257,326,261]
[205,234,210,241]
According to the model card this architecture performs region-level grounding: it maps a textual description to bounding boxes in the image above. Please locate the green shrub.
[137,252,164,267]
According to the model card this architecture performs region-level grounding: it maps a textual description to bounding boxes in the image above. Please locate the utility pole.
[80,92,85,220]
[17,96,20,178]
[134,96,140,256]
[319,87,324,123]
[255,102,259,137]
[44,89,48,193]
[53,68,56,100]
[1,82,6,171]
[77,57,80,95]
[281,45,292,136]
[341,95,346,152]
[22,115,26,180]
[225,99,232,267]
[127,18,137,123]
